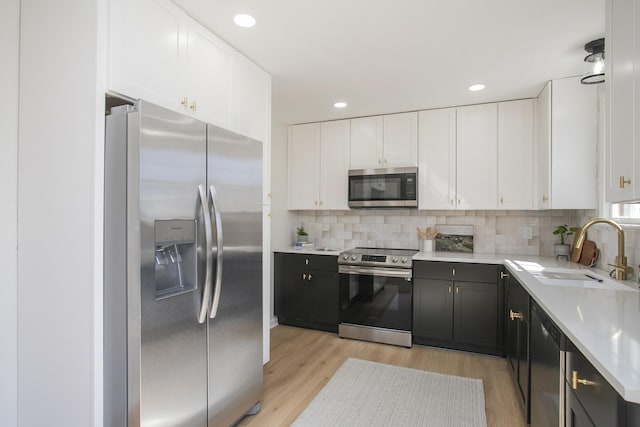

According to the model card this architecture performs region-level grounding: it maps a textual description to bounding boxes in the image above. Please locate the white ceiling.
[173,0,605,126]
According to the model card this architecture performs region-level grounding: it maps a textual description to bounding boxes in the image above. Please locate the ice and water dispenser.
[154,219,197,299]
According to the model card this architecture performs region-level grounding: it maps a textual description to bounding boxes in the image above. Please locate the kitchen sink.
[531,268,637,292]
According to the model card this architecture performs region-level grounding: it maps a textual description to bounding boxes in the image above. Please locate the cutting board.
[578,240,599,267]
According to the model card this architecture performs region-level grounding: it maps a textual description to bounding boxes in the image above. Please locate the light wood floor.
[237,325,527,427]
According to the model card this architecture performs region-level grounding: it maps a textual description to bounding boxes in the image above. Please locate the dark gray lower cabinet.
[413,261,503,355]
[506,274,530,422]
[274,253,338,332]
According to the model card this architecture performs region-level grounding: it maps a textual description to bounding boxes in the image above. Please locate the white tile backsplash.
[296,209,597,256]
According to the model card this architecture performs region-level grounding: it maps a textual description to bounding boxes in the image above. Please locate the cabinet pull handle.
[500,272,509,279]
[456,286,460,294]
[378,159,382,164]
[308,274,312,281]
[500,197,504,204]
[302,273,307,280]
[509,310,523,321]
[181,97,188,109]
[572,371,597,389]
[620,176,631,188]
[448,285,452,293]
[305,258,309,265]
[542,195,549,202]
[452,268,456,276]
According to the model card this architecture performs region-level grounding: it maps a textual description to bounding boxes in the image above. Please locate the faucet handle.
[607,263,633,281]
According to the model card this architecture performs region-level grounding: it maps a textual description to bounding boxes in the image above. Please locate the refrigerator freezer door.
[206,125,263,426]
[136,102,209,427]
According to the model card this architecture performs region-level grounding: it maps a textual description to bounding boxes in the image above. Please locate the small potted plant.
[553,224,578,258]
[296,226,309,243]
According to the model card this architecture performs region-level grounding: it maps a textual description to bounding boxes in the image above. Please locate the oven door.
[338,265,412,332]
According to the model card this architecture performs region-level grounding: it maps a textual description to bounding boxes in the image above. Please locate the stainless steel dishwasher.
[530,300,565,427]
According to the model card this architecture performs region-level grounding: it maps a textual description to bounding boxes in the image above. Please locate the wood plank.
[237,325,527,427]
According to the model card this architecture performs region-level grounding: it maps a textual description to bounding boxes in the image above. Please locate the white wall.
[0,1,20,426]
[269,121,296,324]
[18,1,104,425]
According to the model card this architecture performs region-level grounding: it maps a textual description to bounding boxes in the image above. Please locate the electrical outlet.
[523,226,533,240]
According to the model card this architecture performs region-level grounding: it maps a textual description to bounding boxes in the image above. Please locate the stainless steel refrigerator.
[104,100,263,427]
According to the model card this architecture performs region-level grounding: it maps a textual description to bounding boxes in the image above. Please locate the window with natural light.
[611,202,640,222]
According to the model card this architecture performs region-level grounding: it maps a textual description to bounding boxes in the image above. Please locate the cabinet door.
[536,81,552,209]
[456,104,498,209]
[382,112,418,167]
[453,281,498,348]
[413,279,453,342]
[288,124,320,209]
[606,0,636,202]
[237,53,271,143]
[498,100,533,209]
[309,270,339,331]
[109,0,186,112]
[274,265,306,325]
[320,120,350,210]
[551,77,597,209]
[350,116,383,169]
[566,386,596,427]
[185,20,237,129]
[418,108,457,209]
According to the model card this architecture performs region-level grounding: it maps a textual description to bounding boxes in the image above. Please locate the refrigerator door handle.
[209,185,224,319]
[197,184,213,323]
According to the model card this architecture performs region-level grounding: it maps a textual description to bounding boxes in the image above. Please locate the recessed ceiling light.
[234,14,256,28]
[333,101,347,108]
[468,84,485,92]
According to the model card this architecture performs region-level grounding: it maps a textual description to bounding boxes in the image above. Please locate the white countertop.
[416,251,640,403]
[275,248,640,402]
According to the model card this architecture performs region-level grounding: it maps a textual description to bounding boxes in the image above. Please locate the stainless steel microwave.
[348,167,418,208]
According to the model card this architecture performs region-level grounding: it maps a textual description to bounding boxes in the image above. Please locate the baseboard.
[270,316,279,329]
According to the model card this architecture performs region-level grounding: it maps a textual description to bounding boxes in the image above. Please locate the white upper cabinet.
[536,82,552,209]
[541,77,597,209]
[320,121,350,210]
[108,0,186,111]
[382,112,418,167]
[288,121,350,210]
[108,0,271,141]
[350,112,417,169]
[350,116,383,169]
[606,0,640,202]
[288,124,320,210]
[497,99,534,209]
[456,104,498,209]
[184,19,237,129]
[237,54,272,144]
[418,108,457,209]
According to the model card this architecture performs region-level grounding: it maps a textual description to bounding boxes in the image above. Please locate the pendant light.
[581,38,605,85]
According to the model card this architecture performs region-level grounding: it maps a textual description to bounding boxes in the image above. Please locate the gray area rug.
[292,358,487,427]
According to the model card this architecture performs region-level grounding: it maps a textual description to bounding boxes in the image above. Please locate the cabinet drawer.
[565,342,621,427]
[276,252,337,272]
[413,261,499,283]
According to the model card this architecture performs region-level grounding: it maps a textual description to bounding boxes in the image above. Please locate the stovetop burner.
[338,247,418,268]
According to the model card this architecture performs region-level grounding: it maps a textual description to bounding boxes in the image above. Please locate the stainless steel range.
[338,247,418,347]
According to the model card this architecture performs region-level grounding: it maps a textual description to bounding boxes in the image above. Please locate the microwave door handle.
[197,185,213,324]
[209,185,224,319]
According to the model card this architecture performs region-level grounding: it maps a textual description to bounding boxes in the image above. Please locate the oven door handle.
[338,265,412,279]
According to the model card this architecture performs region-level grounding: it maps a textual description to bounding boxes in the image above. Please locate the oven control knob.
[351,255,357,261]
[401,258,408,263]
[343,254,349,260]
[391,257,398,263]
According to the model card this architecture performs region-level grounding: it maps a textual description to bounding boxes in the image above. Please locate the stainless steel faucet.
[570,218,633,280]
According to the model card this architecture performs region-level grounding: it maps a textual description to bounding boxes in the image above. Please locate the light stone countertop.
[275,248,640,402]
[415,251,640,404]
